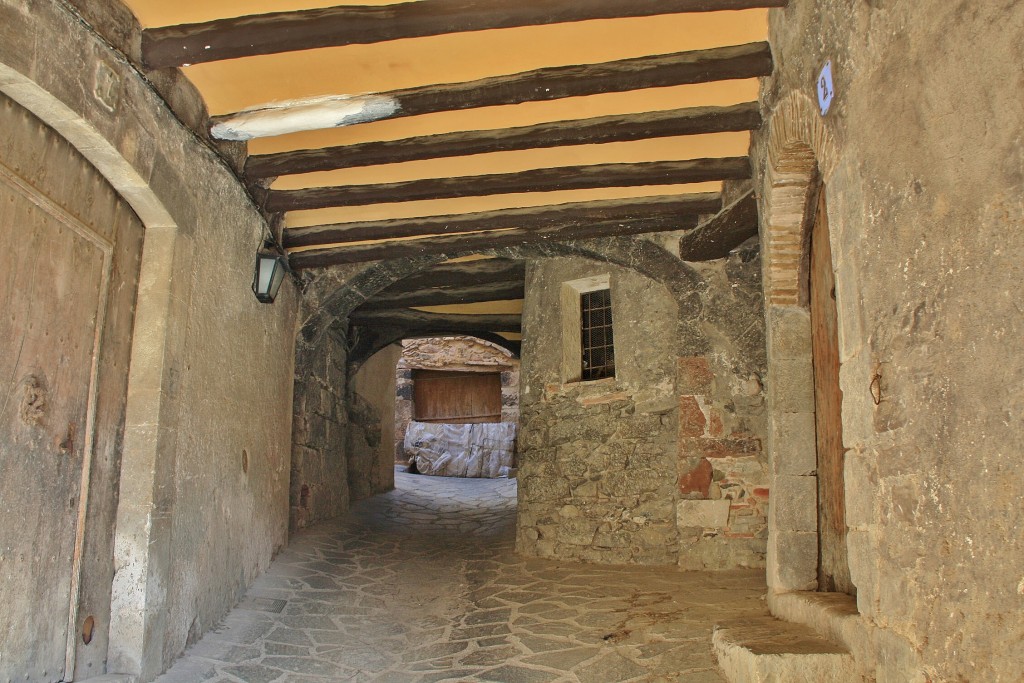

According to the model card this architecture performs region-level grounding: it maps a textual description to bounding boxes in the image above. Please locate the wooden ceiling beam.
[267,157,750,211]
[379,259,526,294]
[143,0,788,69]
[349,309,521,334]
[360,281,526,311]
[284,193,720,248]
[220,43,770,138]
[245,102,761,179]
[678,188,759,261]
[288,211,710,269]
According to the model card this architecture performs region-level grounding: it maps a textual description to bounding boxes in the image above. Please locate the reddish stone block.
[678,356,714,394]
[680,437,763,459]
[678,458,713,497]
[709,410,725,437]
[679,396,707,437]
[753,487,771,500]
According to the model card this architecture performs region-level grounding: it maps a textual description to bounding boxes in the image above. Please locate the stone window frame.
[560,274,614,384]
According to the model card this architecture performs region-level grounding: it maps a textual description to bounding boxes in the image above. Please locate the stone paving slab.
[156,468,767,683]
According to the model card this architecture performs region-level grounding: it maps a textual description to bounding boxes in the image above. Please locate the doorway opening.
[805,186,855,596]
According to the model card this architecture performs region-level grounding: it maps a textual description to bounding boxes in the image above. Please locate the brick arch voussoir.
[760,91,841,307]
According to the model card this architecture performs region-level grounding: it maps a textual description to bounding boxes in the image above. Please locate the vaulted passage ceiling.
[121,0,779,344]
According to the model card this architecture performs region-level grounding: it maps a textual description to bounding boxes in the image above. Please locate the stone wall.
[349,344,403,499]
[0,2,299,679]
[754,1,1024,680]
[678,250,770,570]
[395,336,520,462]
[291,331,351,530]
[517,251,767,568]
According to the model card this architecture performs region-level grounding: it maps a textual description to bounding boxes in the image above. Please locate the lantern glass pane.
[269,259,286,298]
[256,256,277,295]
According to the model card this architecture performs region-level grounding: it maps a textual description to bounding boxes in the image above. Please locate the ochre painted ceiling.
[121,1,766,228]
[118,1,770,340]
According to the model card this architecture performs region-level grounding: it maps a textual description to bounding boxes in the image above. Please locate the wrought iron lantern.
[252,249,288,303]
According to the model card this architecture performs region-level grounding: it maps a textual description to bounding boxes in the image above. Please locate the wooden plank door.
[809,187,855,595]
[0,168,110,680]
[413,370,502,423]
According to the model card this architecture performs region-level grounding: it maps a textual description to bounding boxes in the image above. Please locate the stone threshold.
[768,590,878,680]
[713,591,882,682]
[713,615,861,682]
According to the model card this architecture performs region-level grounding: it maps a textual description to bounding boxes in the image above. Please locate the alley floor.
[155,468,767,683]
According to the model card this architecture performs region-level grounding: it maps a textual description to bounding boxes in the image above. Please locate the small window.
[560,274,613,383]
[580,288,614,381]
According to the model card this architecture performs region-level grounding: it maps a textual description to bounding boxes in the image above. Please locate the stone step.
[713,616,863,683]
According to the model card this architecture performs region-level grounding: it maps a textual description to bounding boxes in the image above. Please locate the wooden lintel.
[246,102,761,179]
[289,212,703,269]
[678,188,760,261]
[349,309,521,333]
[143,0,788,69]
[284,193,720,248]
[267,158,750,212]
[360,280,525,311]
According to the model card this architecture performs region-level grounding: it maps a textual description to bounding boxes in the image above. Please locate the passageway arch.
[290,235,769,570]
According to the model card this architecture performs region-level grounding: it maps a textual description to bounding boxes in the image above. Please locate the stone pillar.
[108,226,192,680]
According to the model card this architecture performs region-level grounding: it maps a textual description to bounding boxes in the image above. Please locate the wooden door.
[809,187,855,595]
[0,169,109,680]
[413,370,502,423]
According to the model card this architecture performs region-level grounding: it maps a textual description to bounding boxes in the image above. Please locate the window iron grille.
[581,288,614,381]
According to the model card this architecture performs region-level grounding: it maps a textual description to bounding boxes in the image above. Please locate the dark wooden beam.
[285,193,720,248]
[221,43,770,136]
[289,211,706,269]
[246,102,761,179]
[678,188,759,261]
[360,281,525,311]
[349,309,521,333]
[268,157,750,212]
[379,259,525,294]
[143,0,788,69]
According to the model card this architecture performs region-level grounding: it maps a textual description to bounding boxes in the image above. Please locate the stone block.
[556,518,599,546]
[843,452,876,529]
[681,437,762,460]
[769,411,817,476]
[767,530,818,592]
[768,305,812,360]
[769,357,815,413]
[679,396,707,437]
[614,414,664,440]
[838,351,875,447]
[874,629,925,683]
[833,259,865,364]
[678,458,713,497]
[636,396,677,414]
[677,499,731,528]
[846,529,879,618]
[770,475,818,532]
[677,355,714,394]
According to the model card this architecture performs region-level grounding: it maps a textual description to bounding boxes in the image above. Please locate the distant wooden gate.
[413,370,502,424]
[809,187,855,595]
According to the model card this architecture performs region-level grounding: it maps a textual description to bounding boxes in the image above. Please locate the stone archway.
[756,92,858,598]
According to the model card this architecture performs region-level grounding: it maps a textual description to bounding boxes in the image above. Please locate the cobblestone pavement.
[156,468,766,683]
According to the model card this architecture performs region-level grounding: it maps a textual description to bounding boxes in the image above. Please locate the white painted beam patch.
[210,94,400,141]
